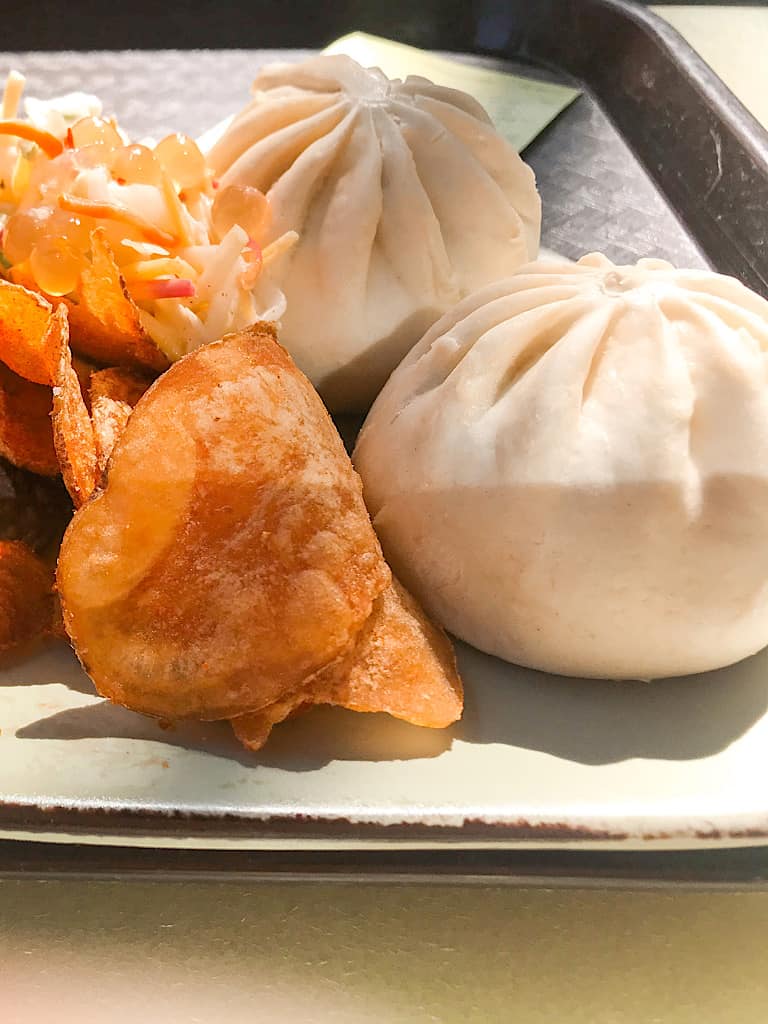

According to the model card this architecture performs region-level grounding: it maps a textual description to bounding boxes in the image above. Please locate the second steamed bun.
[355,254,768,680]
[208,55,541,410]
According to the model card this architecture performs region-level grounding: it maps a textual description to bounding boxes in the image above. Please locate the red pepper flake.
[130,278,196,302]
[211,178,220,190]
[65,127,74,149]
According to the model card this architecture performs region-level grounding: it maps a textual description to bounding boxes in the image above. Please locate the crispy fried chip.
[321,578,462,726]
[0,457,73,554]
[57,324,391,720]
[89,367,152,477]
[72,354,98,393]
[231,578,463,750]
[0,279,57,385]
[0,539,55,655]
[230,693,309,752]
[50,593,67,639]
[0,280,100,502]
[49,306,97,507]
[63,228,169,374]
[0,361,58,475]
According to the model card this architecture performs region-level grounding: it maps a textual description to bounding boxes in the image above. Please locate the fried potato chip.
[230,693,309,752]
[72,353,99,395]
[50,592,67,640]
[0,539,55,655]
[0,281,100,503]
[0,279,58,385]
[0,457,73,555]
[0,361,58,475]
[62,228,169,374]
[231,578,463,750]
[49,306,97,507]
[89,367,152,478]
[323,578,462,727]
[57,323,391,721]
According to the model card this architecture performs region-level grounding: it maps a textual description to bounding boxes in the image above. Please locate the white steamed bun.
[208,54,541,410]
[354,253,768,680]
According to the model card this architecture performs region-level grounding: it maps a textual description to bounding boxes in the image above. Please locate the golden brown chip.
[50,594,67,639]
[326,578,462,726]
[72,353,99,395]
[0,361,58,475]
[0,457,73,555]
[230,693,309,752]
[0,279,58,385]
[49,306,97,507]
[89,367,152,478]
[62,228,169,374]
[0,539,55,655]
[231,578,463,751]
[57,323,391,721]
[89,366,153,407]
[0,279,99,503]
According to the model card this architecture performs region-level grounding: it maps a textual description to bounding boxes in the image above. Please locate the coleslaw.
[0,72,295,361]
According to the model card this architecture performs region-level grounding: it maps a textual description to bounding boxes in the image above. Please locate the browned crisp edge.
[0,803,624,842]
[1,800,768,846]
[2,797,767,884]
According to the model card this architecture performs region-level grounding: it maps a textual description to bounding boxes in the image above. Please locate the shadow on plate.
[0,641,95,695]
[8,640,454,767]
[16,699,454,768]
[15,702,258,767]
[250,705,455,768]
[10,635,767,767]
[8,634,768,766]
[455,642,768,764]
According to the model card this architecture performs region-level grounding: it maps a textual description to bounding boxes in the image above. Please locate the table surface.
[5,7,768,1023]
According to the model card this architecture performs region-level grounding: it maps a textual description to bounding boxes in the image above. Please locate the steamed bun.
[208,54,541,410]
[354,253,768,680]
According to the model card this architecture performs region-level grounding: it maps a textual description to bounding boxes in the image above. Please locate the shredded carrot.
[0,120,63,158]
[57,193,178,249]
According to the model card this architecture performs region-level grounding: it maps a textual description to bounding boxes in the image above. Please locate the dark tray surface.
[0,48,708,270]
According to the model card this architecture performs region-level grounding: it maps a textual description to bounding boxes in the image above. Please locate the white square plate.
[0,44,765,860]
[1,638,767,851]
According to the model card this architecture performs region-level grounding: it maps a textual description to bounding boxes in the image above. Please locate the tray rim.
[1,796,768,849]
[2,837,768,888]
[508,0,768,296]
